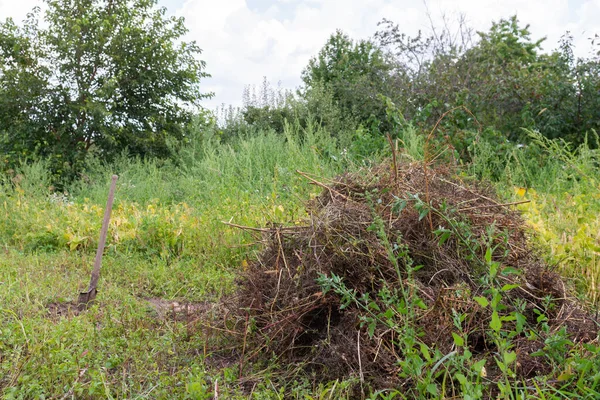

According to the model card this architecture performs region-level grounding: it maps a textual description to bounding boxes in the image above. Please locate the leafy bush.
[295,16,600,153]
[0,0,211,182]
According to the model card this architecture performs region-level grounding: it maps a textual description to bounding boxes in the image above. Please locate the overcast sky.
[1,0,598,108]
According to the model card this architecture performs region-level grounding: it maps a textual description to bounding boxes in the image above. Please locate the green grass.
[468,129,600,302]
[0,122,598,398]
[0,123,350,398]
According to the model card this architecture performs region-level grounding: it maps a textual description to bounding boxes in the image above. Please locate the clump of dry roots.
[235,160,598,393]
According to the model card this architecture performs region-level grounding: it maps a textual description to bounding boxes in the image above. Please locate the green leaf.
[438,231,451,245]
[490,292,502,309]
[367,319,376,338]
[452,332,464,347]
[496,358,507,372]
[556,372,574,382]
[414,298,428,309]
[500,267,520,276]
[368,301,380,311]
[473,296,489,308]
[434,228,452,245]
[515,312,526,333]
[489,261,499,278]
[420,343,431,362]
[504,351,517,365]
[426,383,438,396]
[490,311,502,332]
[501,284,519,292]
[455,373,467,385]
[412,264,424,272]
[472,359,486,376]
[485,247,492,264]
[392,197,408,214]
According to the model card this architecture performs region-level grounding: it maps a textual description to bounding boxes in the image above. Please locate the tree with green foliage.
[0,0,211,181]
[375,15,599,147]
[301,30,393,134]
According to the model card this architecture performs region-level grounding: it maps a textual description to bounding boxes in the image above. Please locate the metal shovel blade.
[77,288,98,311]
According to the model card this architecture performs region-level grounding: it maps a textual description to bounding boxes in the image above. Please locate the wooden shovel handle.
[87,175,118,292]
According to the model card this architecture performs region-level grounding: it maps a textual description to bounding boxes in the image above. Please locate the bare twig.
[438,177,500,205]
[276,229,292,279]
[357,330,364,386]
[386,134,399,187]
[222,221,307,233]
[457,200,530,212]
[60,368,87,400]
[423,106,482,233]
[239,300,253,378]
[296,170,349,201]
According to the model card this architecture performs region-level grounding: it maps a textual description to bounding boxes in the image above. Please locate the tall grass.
[0,120,598,398]
[468,129,600,303]
[67,120,344,205]
[0,121,352,398]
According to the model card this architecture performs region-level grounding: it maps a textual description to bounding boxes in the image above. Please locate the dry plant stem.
[240,300,254,378]
[297,169,353,188]
[424,106,482,232]
[438,177,500,205]
[296,170,349,200]
[195,322,243,336]
[372,337,383,363]
[270,269,284,314]
[222,221,306,233]
[276,229,292,279]
[457,200,531,212]
[357,330,364,393]
[428,146,452,165]
[423,163,435,232]
[386,134,399,188]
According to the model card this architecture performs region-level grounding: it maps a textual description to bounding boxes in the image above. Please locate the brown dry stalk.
[235,159,598,390]
[296,170,349,201]
[386,134,399,188]
[423,106,482,233]
[239,299,254,378]
[457,199,531,212]
[222,221,307,233]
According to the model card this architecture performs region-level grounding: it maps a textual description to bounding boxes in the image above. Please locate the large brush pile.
[236,160,598,392]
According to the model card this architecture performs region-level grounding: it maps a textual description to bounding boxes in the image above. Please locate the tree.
[0,0,211,181]
[375,15,600,147]
[301,30,393,134]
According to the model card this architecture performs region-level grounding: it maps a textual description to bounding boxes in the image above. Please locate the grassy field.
[0,125,599,398]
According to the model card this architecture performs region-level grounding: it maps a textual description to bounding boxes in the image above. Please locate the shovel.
[78,174,118,311]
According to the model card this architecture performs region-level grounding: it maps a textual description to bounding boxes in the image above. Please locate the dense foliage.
[0,0,210,181]
[234,16,599,158]
[0,4,599,397]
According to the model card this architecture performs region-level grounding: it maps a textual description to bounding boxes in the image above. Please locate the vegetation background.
[0,0,599,398]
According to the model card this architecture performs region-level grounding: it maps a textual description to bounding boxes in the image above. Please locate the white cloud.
[0,0,42,23]
[2,0,598,109]
[179,0,427,108]
[178,0,598,108]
